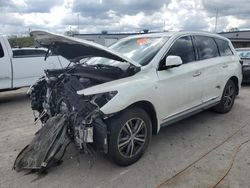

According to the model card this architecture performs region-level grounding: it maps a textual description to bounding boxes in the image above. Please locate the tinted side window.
[13,49,46,57]
[23,50,32,56]
[35,50,46,56]
[194,36,219,60]
[214,38,233,56]
[166,36,195,64]
[21,50,46,56]
[13,50,23,57]
[0,43,4,58]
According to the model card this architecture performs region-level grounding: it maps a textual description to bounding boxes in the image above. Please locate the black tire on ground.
[213,79,236,113]
[107,107,152,166]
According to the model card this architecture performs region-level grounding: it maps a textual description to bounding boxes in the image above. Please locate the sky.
[0,0,249,35]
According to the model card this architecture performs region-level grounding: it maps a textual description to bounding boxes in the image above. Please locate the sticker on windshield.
[137,38,149,45]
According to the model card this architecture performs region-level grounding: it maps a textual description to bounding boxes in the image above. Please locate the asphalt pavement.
[0,87,249,188]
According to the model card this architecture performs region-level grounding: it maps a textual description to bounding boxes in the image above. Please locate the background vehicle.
[236,48,250,83]
[0,36,69,91]
[14,31,242,171]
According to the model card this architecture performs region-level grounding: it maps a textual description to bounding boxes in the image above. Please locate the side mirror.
[164,55,182,68]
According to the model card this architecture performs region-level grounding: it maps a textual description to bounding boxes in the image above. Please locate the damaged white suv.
[14,31,242,172]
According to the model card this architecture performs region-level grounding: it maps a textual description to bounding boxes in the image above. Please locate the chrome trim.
[161,96,219,124]
[202,96,219,104]
[160,101,219,128]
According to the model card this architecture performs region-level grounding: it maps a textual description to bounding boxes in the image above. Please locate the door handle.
[193,72,201,77]
[222,64,228,68]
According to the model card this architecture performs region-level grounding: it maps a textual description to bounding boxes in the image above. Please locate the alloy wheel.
[117,118,147,158]
[223,84,234,108]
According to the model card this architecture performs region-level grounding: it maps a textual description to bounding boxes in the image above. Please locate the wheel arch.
[126,100,158,135]
[229,76,239,95]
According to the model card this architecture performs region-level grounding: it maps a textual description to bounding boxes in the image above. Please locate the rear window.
[194,36,219,60]
[214,38,233,56]
[13,49,46,57]
[0,43,4,58]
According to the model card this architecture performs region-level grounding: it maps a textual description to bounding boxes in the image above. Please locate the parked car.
[0,36,69,91]
[14,31,242,172]
[236,48,250,83]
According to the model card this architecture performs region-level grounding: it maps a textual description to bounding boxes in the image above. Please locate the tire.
[107,107,152,166]
[213,79,236,113]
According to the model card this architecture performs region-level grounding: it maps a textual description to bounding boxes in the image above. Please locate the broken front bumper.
[13,115,70,172]
[13,115,108,172]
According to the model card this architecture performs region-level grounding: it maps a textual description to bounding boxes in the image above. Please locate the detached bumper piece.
[13,115,70,172]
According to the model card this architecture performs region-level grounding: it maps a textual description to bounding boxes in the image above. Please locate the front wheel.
[213,79,236,113]
[107,107,152,166]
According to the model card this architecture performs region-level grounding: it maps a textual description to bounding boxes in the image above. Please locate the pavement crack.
[156,123,249,188]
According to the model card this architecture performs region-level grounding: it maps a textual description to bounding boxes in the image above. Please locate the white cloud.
[0,0,249,34]
[225,16,246,30]
[11,0,27,7]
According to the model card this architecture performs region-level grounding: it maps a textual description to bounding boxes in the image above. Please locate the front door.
[156,36,203,123]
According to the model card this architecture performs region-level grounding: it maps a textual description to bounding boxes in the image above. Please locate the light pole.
[214,8,218,33]
[77,13,80,33]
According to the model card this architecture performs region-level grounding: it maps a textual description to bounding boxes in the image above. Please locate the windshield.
[86,36,169,66]
[237,50,250,59]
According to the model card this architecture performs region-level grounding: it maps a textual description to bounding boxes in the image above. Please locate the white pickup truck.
[0,36,69,90]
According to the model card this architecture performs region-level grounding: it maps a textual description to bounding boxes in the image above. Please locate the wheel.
[213,79,236,113]
[107,107,152,166]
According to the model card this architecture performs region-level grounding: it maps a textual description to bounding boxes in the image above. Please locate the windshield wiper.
[91,64,123,71]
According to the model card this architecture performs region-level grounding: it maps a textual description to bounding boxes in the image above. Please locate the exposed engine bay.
[13,62,140,172]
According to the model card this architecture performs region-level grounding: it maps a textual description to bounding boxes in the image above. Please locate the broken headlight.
[93,91,118,108]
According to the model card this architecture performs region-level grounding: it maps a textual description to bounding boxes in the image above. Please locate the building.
[73,33,138,46]
[74,30,250,48]
[219,30,250,48]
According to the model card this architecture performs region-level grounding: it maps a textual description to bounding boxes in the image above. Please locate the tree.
[228,27,239,32]
[8,36,35,48]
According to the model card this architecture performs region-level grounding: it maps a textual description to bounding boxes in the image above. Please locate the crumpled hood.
[30,30,140,67]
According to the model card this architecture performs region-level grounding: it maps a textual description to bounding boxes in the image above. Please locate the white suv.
[14,31,242,171]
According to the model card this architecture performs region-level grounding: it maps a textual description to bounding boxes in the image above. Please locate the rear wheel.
[107,107,152,166]
[213,79,236,113]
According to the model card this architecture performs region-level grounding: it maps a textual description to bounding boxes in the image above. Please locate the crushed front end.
[13,63,137,172]
[13,30,141,172]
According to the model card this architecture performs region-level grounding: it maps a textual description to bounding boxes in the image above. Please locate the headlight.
[92,91,118,108]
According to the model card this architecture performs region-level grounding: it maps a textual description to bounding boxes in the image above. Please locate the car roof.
[123,31,230,41]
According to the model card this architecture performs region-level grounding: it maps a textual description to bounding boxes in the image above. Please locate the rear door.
[214,38,236,84]
[156,35,203,122]
[0,41,12,89]
[193,35,223,104]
